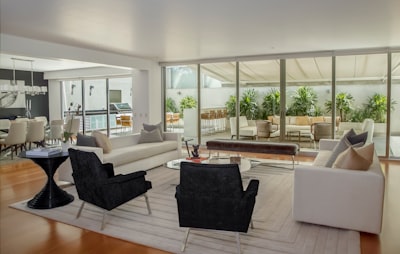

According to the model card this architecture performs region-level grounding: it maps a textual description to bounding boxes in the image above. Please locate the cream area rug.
[10,164,360,254]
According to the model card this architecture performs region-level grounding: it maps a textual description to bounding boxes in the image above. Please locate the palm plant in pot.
[261,88,280,119]
[225,95,237,118]
[364,93,396,123]
[324,92,354,122]
[287,86,318,116]
[239,89,259,120]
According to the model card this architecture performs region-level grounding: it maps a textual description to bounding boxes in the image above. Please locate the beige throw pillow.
[295,116,310,126]
[92,131,112,153]
[333,143,374,171]
[138,129,163,143]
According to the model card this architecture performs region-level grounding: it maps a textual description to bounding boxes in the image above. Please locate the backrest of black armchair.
[68,149,113,204]
[177,162,252,232]
[179,162,243,198]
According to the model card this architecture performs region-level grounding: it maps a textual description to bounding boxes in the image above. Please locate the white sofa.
[58,132,182,183]
[269,115,340,134]
[292,139,385,234]
[229,116,257,139]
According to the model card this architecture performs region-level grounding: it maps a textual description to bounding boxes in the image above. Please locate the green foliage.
[166,97,178,113]
[179,95,197,117]
[363,93,396,123]
[261,88,280,118]
[325,92,354,121]
[349,108,367,122]
[239,89,259,120]
[225,95,237,118]
[287,86,318,116]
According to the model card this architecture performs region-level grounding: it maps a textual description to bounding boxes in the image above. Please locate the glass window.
[336,54,387,156]
[165,65,198,142]
[109,77,133,136]
[200,62,236,144]
[239,60,280,140]
[62,80,83,133]
[286,57,332,148]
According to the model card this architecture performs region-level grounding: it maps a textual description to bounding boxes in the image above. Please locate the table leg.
[27,156,74,209]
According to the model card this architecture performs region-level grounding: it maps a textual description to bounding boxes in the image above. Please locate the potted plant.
[239,89,259,120]
[225,95,237,118]
[261,88,280,118]
[166,97,178,113]
[364,93,396,123]
[287,86,318,116]
[325,92,354,122]
[179,96,197,117]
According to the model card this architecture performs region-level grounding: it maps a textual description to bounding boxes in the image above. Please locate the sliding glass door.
[285,57,332,148]
[336,53,388,156]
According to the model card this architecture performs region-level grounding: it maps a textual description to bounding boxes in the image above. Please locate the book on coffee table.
[26,147,62,156]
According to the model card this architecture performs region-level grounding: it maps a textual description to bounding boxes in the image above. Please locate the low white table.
[166,157,252,172]
[203,157,252,172]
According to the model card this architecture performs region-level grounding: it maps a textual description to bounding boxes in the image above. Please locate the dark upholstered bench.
[206,139,300,169]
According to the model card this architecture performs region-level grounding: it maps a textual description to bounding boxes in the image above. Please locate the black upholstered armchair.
[175,161,259,253]
[68,148,152,230]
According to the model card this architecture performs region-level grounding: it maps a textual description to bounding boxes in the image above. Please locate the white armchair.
[229,116,257,139]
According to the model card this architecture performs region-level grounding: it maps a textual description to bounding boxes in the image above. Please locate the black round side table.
[20,151,74,209]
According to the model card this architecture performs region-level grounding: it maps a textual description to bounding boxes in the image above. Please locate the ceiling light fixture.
[0,58,47,96]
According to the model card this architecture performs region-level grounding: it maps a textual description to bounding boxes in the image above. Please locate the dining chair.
[0,119,11,140]
[0,121,27,159]
[34,116,48,127]
[47,119,64,144]
[26,120,45,149]
[64,118,80,143]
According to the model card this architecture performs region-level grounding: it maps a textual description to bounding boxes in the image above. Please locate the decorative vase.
[61,142,70,153]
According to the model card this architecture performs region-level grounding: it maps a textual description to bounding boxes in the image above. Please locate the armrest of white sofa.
[318,139,339,151]
[293,157,385,234]
[163,132,182,155]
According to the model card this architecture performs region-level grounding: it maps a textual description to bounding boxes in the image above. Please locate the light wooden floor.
[1,154,399,254]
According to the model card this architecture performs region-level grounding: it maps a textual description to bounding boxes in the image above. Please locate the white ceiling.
[1,0,400,71]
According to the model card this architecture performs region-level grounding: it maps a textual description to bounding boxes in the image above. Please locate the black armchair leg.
[76,201,85,218]
[181,228,190,252]
[144,194,151,215]
[101,210,107,230]
[236,232,241,254]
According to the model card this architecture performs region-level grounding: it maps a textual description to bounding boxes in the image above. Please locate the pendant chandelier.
[0,57,47,95]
